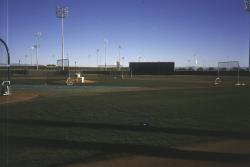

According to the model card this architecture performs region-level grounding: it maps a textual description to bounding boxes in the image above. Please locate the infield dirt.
[64,140,250,167]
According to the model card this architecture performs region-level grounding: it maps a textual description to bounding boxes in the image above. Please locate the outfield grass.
[1,75,250,167]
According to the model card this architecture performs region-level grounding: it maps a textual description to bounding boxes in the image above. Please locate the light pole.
[194,54,198,70]
[96,49,99,67]
[56,6,69,71]
[138,56,142,62]
[88,54,92,67]
[245,0,250,71]
[24,54,28,66]
[187,59,191,68]
[34,32,41,71]
[121,56,125,79]
[51,54,54,65]
[75,61,77,73]
[6,0,9,45]
[28,46,34,66]
[104,39,108,70]
[118,45,122,70]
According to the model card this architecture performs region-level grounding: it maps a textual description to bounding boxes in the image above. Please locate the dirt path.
[63,140,250,167]
[0,91,39,105]
[65,156,249,167]
[180,140,250,154]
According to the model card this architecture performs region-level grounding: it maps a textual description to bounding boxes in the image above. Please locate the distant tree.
[208,67,215,71]
[230,67,238,71]
[219,67,227,71]
[47,64,56,67]
[196,67,203,71]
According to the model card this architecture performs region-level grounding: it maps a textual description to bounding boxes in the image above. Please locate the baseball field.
[1,75,250,167]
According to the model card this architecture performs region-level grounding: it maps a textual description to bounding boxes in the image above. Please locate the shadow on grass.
[1,118,250,139]
[0,135,250,164]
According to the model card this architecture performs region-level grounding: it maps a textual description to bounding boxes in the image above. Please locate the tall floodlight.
[245,0,250,71]
[34,32,41,71]
[104,39,108,70]
[56,6,69,71]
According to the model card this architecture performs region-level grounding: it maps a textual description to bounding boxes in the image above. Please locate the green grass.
[1,75,250,167]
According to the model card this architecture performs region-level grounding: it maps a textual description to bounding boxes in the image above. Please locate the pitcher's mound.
[84,80,96,84]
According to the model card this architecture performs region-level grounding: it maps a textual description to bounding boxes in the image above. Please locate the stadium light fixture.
[34,32,41,71]
[245,0,250,10]
[244,0,250,71]
[56,6,69,71]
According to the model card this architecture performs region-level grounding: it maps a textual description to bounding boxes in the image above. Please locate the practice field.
[1,75,250,167]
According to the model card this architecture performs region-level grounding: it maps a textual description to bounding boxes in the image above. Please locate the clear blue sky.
[0,0,249,67]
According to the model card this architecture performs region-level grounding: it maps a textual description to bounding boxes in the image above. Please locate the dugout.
[129,62,175,75]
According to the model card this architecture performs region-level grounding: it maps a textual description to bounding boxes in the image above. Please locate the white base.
[235,83,247,86]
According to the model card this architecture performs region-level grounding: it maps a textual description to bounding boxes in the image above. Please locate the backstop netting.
[0,38,11,95]
[57,59,69,67]
[216,61,240,85]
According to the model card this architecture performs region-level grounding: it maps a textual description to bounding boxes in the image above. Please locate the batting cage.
[0,38,10,95]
